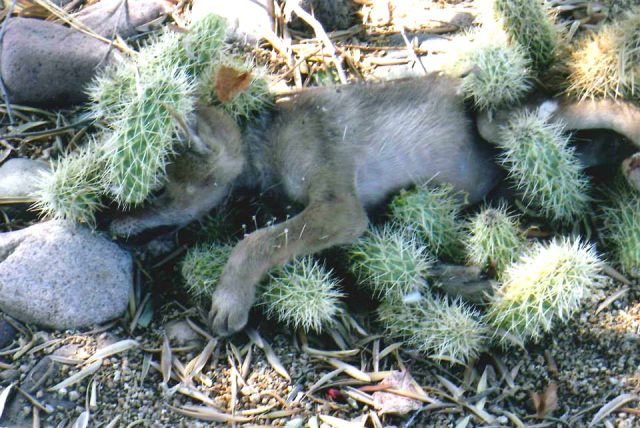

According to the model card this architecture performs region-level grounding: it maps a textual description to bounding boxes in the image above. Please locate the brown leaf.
[214,65,252,102]
[531,383,558,418]
[372,371,424,415]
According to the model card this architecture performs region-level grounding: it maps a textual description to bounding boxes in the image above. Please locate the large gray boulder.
[0,221,132,329]
[0,0,171,106]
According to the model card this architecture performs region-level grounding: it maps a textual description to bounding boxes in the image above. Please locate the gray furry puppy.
[111,74,640,335]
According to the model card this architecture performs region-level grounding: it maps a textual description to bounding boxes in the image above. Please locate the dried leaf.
[247,329,290,380]
[531,383,558,418]
[170,404,252,423]
[85,339,138,364]
[327,358,371,382]
[214,65,253,102]
[70,410,89,428]
[318,414,364,428]
[188,339,217,378]
[161,334,172,384]
[372,371,423,415]
[0,383,15,420]
[590,394,640,427]
[437,375,464,399]
[48,360,102,391]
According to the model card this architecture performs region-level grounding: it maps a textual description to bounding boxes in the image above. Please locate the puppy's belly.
[355,138,499,206]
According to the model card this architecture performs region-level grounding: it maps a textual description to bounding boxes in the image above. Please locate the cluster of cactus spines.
[378,294,488,364]
[261,257,344,333]
[390,184,465,260]
[492,0,558,71]
[198,55,272,122]
[42,14,228,216]
[599,185,640,277]
[460,34,532,111]
[567,9,640,100]
[348,225,433,300]
[465,204,524,277]
[85,60,137,120]
[101,65,196,206]
[486,237,603,346]
[498,111,591,223]
[181,242,234,301]
[32,141,104,227]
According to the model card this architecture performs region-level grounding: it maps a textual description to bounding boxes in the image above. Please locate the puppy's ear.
[214,65,253,102]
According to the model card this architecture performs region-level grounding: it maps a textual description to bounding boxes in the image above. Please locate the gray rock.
[76,0,172,38]
[0,221,132,329]
[0,158,49,198]
[0,0,171,106]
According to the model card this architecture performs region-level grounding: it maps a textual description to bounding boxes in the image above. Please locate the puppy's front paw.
[209,286,252,336]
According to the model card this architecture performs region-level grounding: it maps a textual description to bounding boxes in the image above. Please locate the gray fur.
[112,74,501,335]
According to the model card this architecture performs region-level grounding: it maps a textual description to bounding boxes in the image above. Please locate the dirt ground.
[2,0,640,427]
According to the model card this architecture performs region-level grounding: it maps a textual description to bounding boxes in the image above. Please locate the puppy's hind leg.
[477,98,640,147]
[208,161,369,336]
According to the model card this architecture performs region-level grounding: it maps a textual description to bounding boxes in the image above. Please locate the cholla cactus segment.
[566,9,640,100]
[390,184,465,260]
[198,55,272,121]
[600,185,640,277]
[86,60,137,120]
[498,111,591,223]
[465,205,523,276]
[180,14,228,75]
[493,0,558,70]
[261,257,344,333]
[32,142,104,227]
[101,65,196,206]
[378,293,488,364]
[460,34,532,111]
[348,225,433,301]
[181,242,234,300]
[486,237,603,346]
[86,14,226,207]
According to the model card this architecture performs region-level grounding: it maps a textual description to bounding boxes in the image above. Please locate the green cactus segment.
[567,10,640,100]
[486,237,602,345]
[199,56,272,121]
[600,186,640,277]
[378,294,488,363]
[461,38,532,111]
[348,225,433,300]
[181,242,234,300]
[465,205,523,276]
[86,15,227,207]
[493,0,558,70]
[101,67,196,206]
[262,257,344,333]
[390,184,465,260]
[86,60,137,120]
[32,143,105,227]
[498,111,590,223]
[177,14,228,76]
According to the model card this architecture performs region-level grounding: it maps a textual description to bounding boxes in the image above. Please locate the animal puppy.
[111,74,501,335]
[110,74,640,336]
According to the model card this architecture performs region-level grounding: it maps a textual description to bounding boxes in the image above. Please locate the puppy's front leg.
[209,170,369,336]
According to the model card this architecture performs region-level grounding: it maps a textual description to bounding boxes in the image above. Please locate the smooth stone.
[0,220,132,329]
[0,0,170,106]
[164,319,203,346]
[0,158,49,198]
